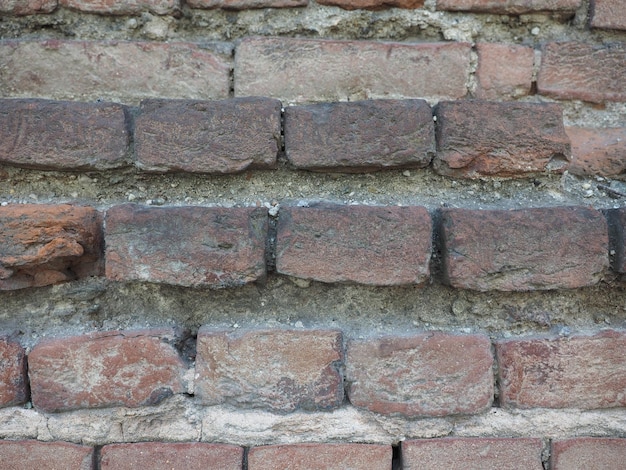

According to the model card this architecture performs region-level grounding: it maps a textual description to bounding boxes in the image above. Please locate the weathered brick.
[187,0,305,8]
[235,37,470,103]
[497,330,626,409]
[59,0,177,14]
[276,205,432,286]
[346,333,493,417]
[440,206,608,291]
[135,98,281,174]
[552,438,626,469]
[284,100,435,171]
[0,440,93,470]
[436,0,580,13]
[105,205,267,288]
[0,40,231,104]
[591,0,626,30]
[0,99,129,171]
[0,204,103,290]
[475,43,534,100]
[317,0,423,9]
[433,101,571,178]
[195,329,344,412]
[402,438,543,470]
[566,127,626,177]
[537,42,626,103]
[0,337,28,408]
[0,0,56,14]
[248,443,392,470]
[29,329,186,412]
[100,442,243,470]
[607,208,626,273]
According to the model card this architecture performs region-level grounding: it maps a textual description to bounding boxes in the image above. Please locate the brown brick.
[135,98,281,174]
[346,333,493,417]
[0,99,129,171]
[497,330,626,409]
[591,0,626,30]
[0,0,56,14]
[235,37,470,103]
[248,443,392,470]
[59,0,177,14]
[552,438,626,470]
[284,100,435,171]
[607,208,626,273]
[0,40,231,104]
[0,440,93,470]
[317,0,423,9]
[475,43,534,100]
[276,205,432,286]
[100,443,243,470]
[433,101,571,178]
[0,204,103,290]
[566,127,626,177]
[29,329,186,412]
[195,329,344,412]
[538,42,626,103]
[436,0,580,13]
[402,438,543,470]
[187,0,305,8]
[105,205,267,288]
[0,337,28,408]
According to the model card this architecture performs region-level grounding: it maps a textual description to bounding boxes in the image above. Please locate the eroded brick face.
[59,0,178,14]
[187,0,306,8]
[566,126,626,177]
[0,337,28,408]
[551,438,626,470]
[475,43,534,100]
[0,0,56,14]
[0,440,93,470]
[590,0,626,30]
[317,0,423,9]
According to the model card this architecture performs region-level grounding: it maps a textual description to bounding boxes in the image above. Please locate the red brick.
[497,330,626,409]
[402,438,543,470]
[59,0,176,14]
[28,329,186,412]
[0,99,129,171]
[0,440,93,470]
[538,42,626,103]
[433,101,571,178]
[0,40,231,104]
[436,0,580,13]
[235,37,470,103]
[248,443,392,470]
[276,205,432,286]
[0,0,56,14]
[100,442,243,470]
[591,0,626,30]
[105,205,267,288]
[475,43,534,100]
[135,98,281,174]
[552,438,626,469]
[317,0,423,9]
[187,0,305,8]
[195,329,344,412]
[346,333,493,417]
[566,127,626,177]
[0,337,28,408]
[284,100,435,171]
[0,204,103,290]
[440,206,608,291]
[607,208,626,273]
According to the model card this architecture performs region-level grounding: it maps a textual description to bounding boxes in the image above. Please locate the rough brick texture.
[402,438,544,470]
[135,97,281,174]
[105,205,267,288]
[0,99,129,171]
[537,42,626,103]
[607,208,626,273]
[551,438,626,470]
[248,443,392,470]
[28,330,186,412]
[0,0,56,14]
[433,101,571,178]
[0,440,93,470]
[276,205,432,286]
[235,37,470,103]
[0,337,28,408]
[440,206,608,291]
[475,43,534,100]
[59,0,177,14]
[591,0,626,30]
[497,331,626,409]
[436,0,580,13]
[566,127,626,177]
[187,0,306,8]
[346,333,493,417]
[0,40,231,104]
[284,100,435,171]
[195,329,344,412]
[100,443,243,470]
[317,0,423,9]
[0,204,103,290]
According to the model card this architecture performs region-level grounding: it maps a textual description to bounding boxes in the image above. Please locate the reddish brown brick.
[248,443,391,470]
[187,0,305,8]
[100,443,243,470]
[552,438,626,469]
[436,0,580,13]
[59,0,177,14]
[195,329,343,412]
[402,438,543,470]
[284,100,435,171]
[566,127,626,177]
[276,205,431,286]
[433,101,571,178]
[0,337,28,408]
[346,333,493,417]
[317,0,423,9]
[0,0,56,14]
[591,0,626,30]
[0,440,93,470]
[0,99,129,171]
[235,37,470,103]
[135,98,281,174]
[441,207,608,291]
[538,42,626,103]
[475,43,534,100]
[105,205,267,288]
[497,330,626,409]
[0,204,103,290]
[29,329,186,412]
